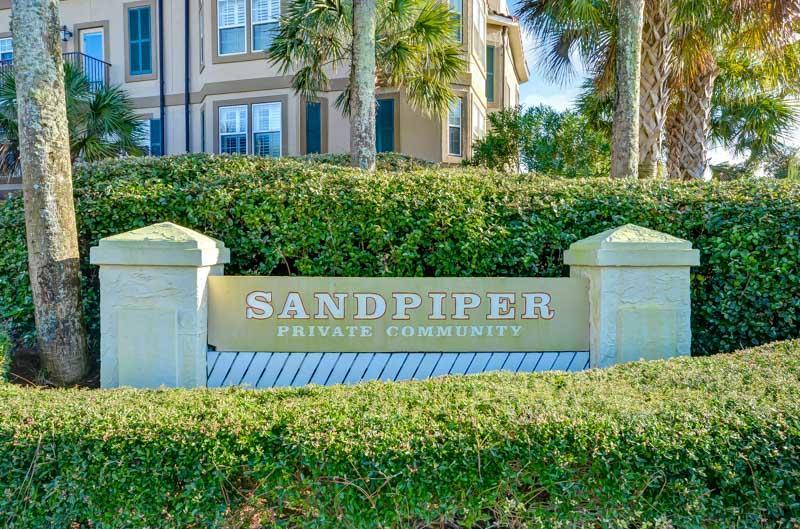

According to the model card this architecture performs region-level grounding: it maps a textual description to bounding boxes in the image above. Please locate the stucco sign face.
[208,277,590,352]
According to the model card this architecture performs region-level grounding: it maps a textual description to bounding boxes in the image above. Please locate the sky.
[514,23,800,163]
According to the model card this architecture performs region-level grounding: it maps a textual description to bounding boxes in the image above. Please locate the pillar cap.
[90,222,230,267]
[563,224,700,267]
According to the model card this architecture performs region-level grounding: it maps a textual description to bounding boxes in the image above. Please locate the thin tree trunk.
[611,0,645,179]
[12,0,88,385]
[676,66,718,180]
[638,0,672,179]
[350,0,377,170]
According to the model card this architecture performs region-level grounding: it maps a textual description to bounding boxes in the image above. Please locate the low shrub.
[0,340,799,527]
[0,154,798,356]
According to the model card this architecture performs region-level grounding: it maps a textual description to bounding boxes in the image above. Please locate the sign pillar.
[564,224,700,368]
[90,222,229,388]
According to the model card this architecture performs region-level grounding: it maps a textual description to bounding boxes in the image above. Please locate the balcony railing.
[0,52,111,91]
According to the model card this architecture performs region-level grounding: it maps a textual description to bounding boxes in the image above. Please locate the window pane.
[252,102,281,133]
[253,22,278,51]
[219,27,245,54]
[220,105,247,134]
[254,132,281,157]
[253,0,279,22]
[139,7,151,39]
[219,0,246,26]
[449,126,461,156]
[449,0,462,41]
[448,99,461,127]
[305,101,321,154]
[221,134,247,154]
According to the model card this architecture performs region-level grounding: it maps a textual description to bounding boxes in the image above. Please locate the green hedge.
[0,154,799,356]
[0,331,9,382]
[0,340,798,527]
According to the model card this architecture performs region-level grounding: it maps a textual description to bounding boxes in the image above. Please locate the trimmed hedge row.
[0,154,799,356]
[0,340,799,527]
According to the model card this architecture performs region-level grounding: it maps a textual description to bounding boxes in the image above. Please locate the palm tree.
[517,0,799,179]
[11,0,88,385]
[611,0,645,178]
[269,0,466,168]
[0,61,143,172]
[351,0,377,169]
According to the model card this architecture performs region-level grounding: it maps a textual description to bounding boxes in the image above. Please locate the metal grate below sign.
[206,351,590,388]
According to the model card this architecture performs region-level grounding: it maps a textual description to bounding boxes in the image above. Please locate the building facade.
[0,0,527,163]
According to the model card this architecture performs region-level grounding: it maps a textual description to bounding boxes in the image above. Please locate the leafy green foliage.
[0,62,143,171]
[0,339,799,527]
[471,105,611,177]
[0,154,798,357]
[0,330,8,382]
[268,0,465,117]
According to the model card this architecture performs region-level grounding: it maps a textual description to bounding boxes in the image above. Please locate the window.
[473,0,486,66]
[0,38,12,62]
[449,0,462,42]
[219,105,248,153]
[199,0,206,68]
[472,102,485,139]
[486,45,495,102]
[448,98,462,156]
[252,102,281,157]
[136,119,162,156]
[218,0,246,55]
[252,0,280,51]
[376,98,394,153]
[305,101,322,154]
[128,6,153,75]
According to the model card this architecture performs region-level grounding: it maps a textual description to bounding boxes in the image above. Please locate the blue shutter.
[375,99,394,153]
[129,7,152,75]
[486,46,495,102]
[305,101,321,154]
[149,119,163,156]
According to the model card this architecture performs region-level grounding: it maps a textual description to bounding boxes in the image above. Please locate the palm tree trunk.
[676,66,719,180]
[611,0,645,179]
[665,103,683,179]
[350,0,377,170]
[638,0,672,179]
[12,0,88,385]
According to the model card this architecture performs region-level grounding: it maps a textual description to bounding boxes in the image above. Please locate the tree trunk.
[637,0,672,179]
[665,103,684,179]
[611,0,645,179]
[676,66,718,180]
[350,0,377,170]
[12,0,88,385]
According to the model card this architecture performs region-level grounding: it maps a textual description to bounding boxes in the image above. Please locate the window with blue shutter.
[305,101,321,154]
[128,6,153,75]
[376,98,394,153]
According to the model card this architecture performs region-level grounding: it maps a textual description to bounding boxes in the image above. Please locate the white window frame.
[252,0,280,51]
[252,102,282,157]
[219,104,248,154]
[448,98,463,157]
[0,37,12,63]
[217,0,246,56]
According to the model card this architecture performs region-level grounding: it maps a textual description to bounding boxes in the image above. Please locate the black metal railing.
[0,52,110,91]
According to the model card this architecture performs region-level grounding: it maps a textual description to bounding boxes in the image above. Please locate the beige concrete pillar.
[90,222,229,388]
[564,224,700,368]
